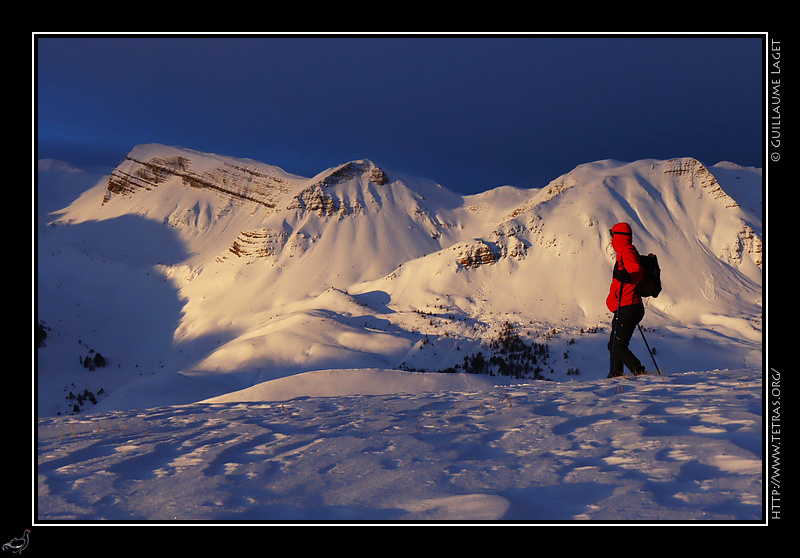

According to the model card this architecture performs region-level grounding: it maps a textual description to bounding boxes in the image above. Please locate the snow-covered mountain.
[35,144,762,417]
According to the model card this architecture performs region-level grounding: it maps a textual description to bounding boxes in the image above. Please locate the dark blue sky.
[35,34,764,195]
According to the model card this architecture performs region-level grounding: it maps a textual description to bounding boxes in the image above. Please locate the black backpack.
[636,253,662,298]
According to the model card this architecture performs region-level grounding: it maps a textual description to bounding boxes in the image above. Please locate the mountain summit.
[37,144,762,415]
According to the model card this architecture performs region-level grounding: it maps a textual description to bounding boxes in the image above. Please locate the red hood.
[611,222,633,253]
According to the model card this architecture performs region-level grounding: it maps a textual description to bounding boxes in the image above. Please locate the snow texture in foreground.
[37,368,762,522]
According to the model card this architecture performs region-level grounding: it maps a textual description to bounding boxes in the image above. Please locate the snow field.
[37,368,761,522]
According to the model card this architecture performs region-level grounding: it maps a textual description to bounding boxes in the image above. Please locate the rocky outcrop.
[661,158,741,208]
[316,160,388,188]
[104,148,393,225]
[455,230,528,269]
[723,224,763,268]
[104,150,292,209]
[456,240,500,268]
[222,228,289,261]
[287,185,356,218]
[287,160,388,219]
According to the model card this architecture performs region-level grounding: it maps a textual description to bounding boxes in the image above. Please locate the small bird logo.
[2,530,29,554]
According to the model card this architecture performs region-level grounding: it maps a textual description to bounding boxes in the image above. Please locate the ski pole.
[608,278,624,377]
[637,324,662,375]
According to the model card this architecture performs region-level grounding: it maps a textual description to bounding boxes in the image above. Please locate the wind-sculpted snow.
[37,369,761,522]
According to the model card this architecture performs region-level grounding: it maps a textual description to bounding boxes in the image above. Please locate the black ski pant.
[608,303,645,377]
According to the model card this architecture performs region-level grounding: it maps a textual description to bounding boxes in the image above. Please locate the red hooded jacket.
[606,222,645,312]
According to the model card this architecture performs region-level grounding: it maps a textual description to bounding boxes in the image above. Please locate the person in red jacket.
[606,222,647,377]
